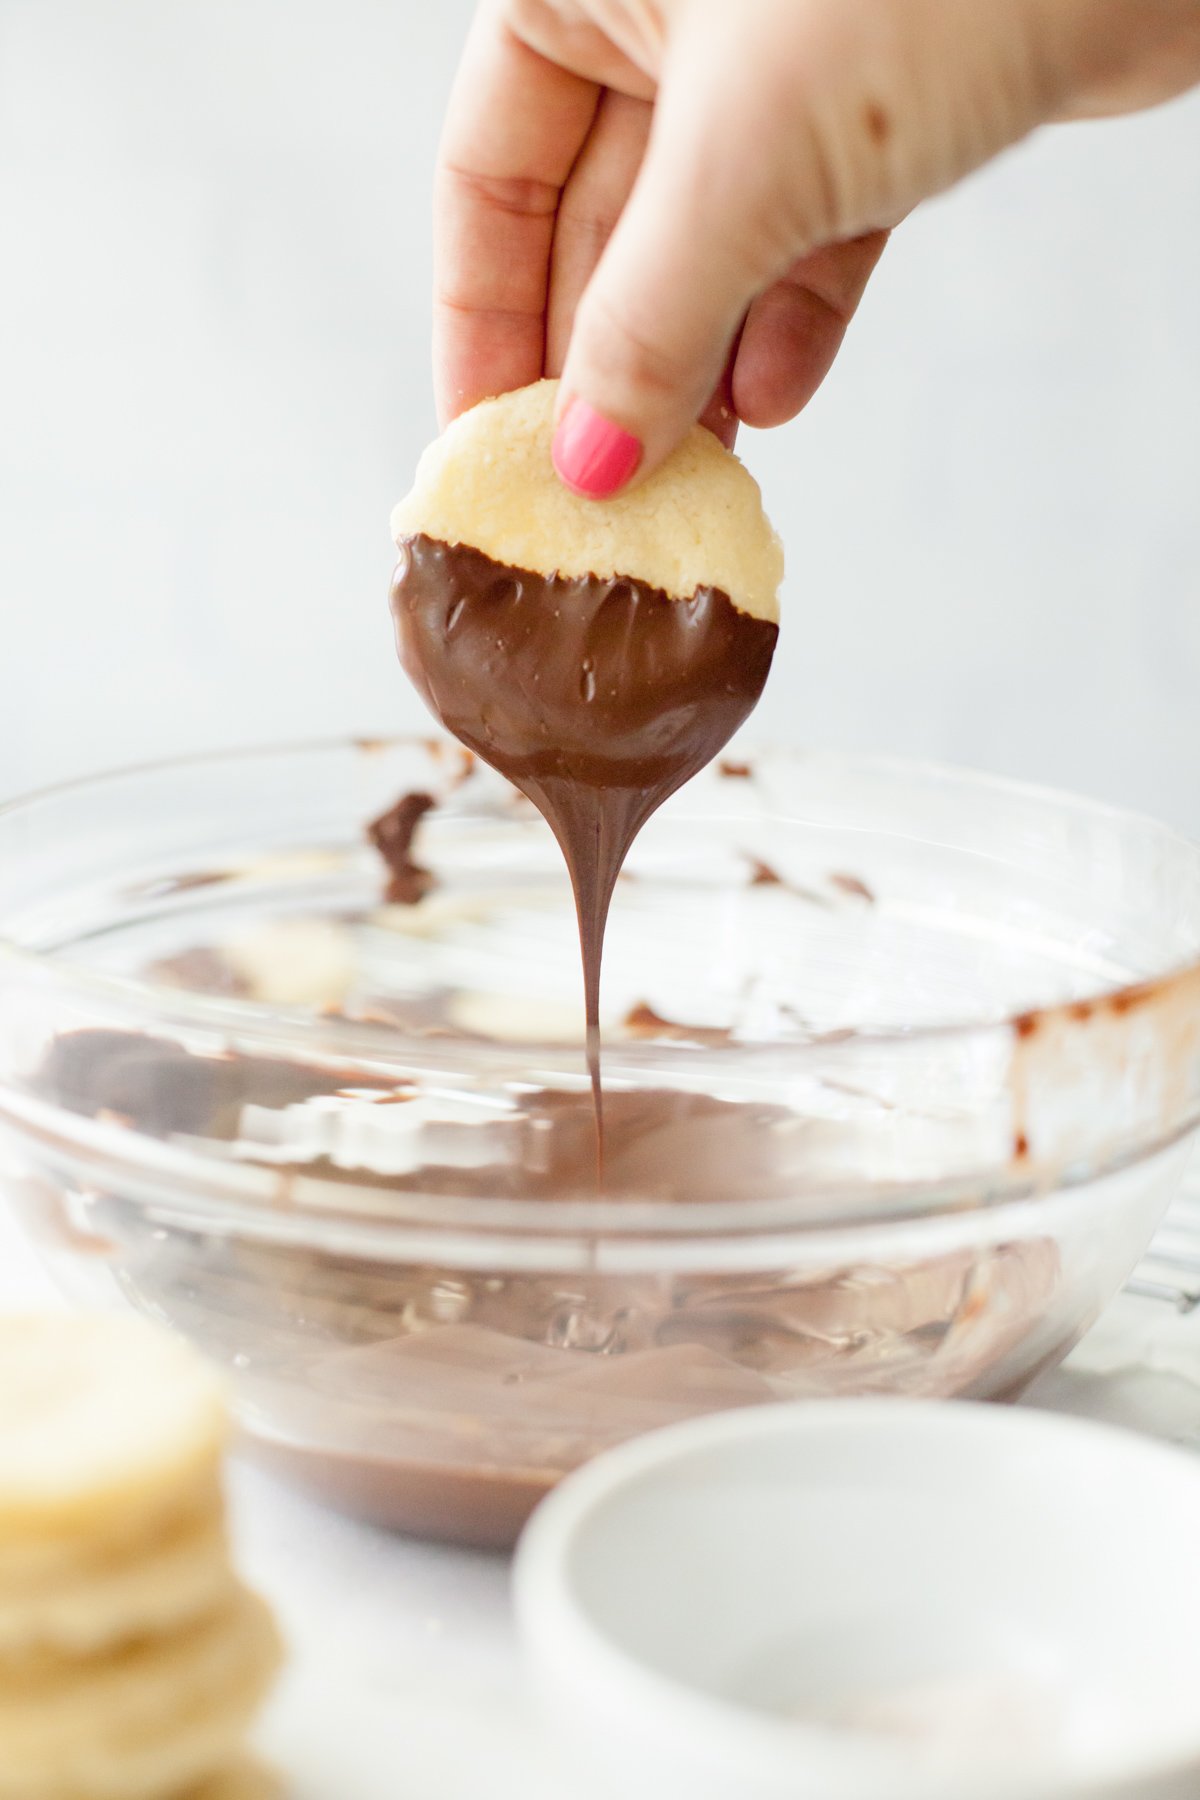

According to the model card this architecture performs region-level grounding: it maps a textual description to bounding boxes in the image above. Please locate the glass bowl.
[1,739,1198,1549]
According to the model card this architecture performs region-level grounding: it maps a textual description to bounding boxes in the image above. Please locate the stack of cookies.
[0,1314,281,1799]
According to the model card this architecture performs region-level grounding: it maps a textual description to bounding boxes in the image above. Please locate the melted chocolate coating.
[389,535,778,1167]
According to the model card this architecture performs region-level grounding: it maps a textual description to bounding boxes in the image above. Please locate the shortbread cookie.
[0,1472,224,1597]
[0,1512,234,1657]
[182,1754,281,1799]
[0,1315,227,1547]
[391,376,782,623]
[389,377,781,837]
[0,1583,282,1800]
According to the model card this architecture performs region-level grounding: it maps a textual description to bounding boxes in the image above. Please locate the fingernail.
[552,397,642,499]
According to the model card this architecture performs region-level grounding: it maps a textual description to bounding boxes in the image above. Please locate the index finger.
[434,3,600,425]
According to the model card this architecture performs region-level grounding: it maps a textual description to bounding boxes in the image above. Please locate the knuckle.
[438,163,559,222]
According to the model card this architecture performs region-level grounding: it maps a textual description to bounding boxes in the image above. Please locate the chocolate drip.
[389,535,778,1174]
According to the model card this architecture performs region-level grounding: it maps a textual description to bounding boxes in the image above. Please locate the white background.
[2,20,1200,1787]
[1,2,1198,825]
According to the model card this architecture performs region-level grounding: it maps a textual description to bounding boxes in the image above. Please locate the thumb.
[552,34,781,497]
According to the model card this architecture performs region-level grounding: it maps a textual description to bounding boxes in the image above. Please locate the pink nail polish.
[552,397,642,499]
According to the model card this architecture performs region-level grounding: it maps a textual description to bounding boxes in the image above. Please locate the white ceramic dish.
[515,1400,1200,1800]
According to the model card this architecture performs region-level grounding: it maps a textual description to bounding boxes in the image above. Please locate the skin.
[434,0,1200,491]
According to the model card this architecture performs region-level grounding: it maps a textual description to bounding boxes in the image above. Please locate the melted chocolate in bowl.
[24,754,1076,1548]
[40,1030,796,1203]
[390,535,779,1168]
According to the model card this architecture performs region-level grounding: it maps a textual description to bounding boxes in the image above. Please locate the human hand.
[434,0,1200,496]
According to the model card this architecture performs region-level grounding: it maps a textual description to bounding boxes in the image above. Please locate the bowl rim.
[0,734,1198,1240]
[512,1397,1200,1800]
[0,731,1198,1055]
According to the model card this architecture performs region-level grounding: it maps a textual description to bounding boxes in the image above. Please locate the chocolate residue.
[819,1078,897,1111]
[744,855,828,906]
[318,993,463,1038]
[368,791,436,905]
[622,1002,735,1048]
[829,871,875,904]
[130,870,231,901]
[146,946,250,998]
[390,535,778,1171]
[422,736,477,788]
[718,759,752,780]
[747,857,784,887]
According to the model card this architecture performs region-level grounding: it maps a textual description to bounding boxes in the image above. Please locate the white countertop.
[4,1208,1199,1798]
